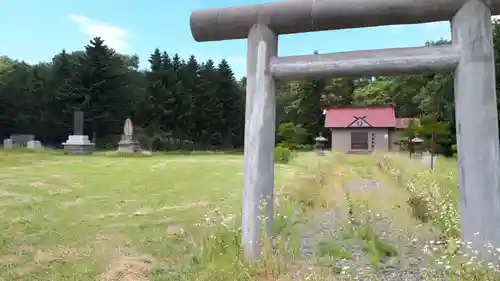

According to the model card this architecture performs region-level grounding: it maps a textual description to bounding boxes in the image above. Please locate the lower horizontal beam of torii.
[270,45,461,79]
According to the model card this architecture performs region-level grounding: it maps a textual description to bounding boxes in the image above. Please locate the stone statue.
[123,118,134,141]
[117,118,140,153]
[124,118,133,136]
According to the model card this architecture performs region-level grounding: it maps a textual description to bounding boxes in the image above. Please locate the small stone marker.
[3,139,13,149]
[27,140,43,149]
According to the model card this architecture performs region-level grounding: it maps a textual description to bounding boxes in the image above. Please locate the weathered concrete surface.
[190,0,500,42]
[452,0,500,255]
[62,135,95,154]
[242,24,277,261]
[270,45,461,79]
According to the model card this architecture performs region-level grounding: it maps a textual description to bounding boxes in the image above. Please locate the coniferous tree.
[216,59,244,148]
[192,59,214,145]
[74,37,129,144]
[177,55,199,142]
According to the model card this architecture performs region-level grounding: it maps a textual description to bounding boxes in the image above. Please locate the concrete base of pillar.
[62,135,95,154]
[117,138,140,153]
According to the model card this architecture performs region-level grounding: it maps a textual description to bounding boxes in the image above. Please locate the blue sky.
[0,0,455,78]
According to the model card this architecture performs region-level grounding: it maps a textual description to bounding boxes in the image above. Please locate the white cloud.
[69,13,130,53]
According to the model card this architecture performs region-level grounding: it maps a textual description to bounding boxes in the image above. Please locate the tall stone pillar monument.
[62,110,95,154]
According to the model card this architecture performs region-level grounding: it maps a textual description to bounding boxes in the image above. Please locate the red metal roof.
[325,105,397,128]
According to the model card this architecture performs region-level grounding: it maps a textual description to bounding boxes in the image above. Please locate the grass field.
[0,149,497,280]
[0,150,271,280]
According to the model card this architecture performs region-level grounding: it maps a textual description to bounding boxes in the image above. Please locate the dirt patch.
[6,246,85,278]
[48,188,73,196]
[13,245,35,254]
[29,182,48,188]
[9,264,38,278]
[0,200,20,208]
[82,212,128,222]
[87,196,109,203]
[9,216,32,224]
[88,195,109,200]
[98,255,154,281]
[165,225,186,237]
[101,213,124,219]
[59,198,83,208]
[44,160,84,165]
[33,247,80,264]
[0,255,22,267]
[132,209,152,216]
[156,201,209,211]
[150,162,167,172]
[0,190,41,203]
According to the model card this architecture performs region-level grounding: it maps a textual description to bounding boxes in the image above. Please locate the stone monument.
[3,138,13,149]
[117,118,140,153]
[62,110,95,154]
[10,134,34,148]
[27,140,43,149]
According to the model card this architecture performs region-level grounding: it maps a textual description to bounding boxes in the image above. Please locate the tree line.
[1,20,500,154]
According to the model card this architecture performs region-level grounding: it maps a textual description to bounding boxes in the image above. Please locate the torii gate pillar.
[452,0,500,253]
[243,24,278,260]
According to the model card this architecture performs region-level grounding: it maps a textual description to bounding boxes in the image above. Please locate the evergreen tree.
[74,37,129,144]
[195,59,219,146]
[176,55,199,141]
[216,59,244,148]
[144,49,166,133]
[52,50,80,139]
[295,77,326,143]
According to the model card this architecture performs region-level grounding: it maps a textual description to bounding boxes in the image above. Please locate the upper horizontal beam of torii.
[190,0,500,42]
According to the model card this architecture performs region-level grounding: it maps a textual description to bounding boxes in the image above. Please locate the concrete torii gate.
[190,0,500,261]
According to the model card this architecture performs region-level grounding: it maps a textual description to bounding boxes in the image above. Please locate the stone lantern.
[314,133,328,156]
[409,136,425,159]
